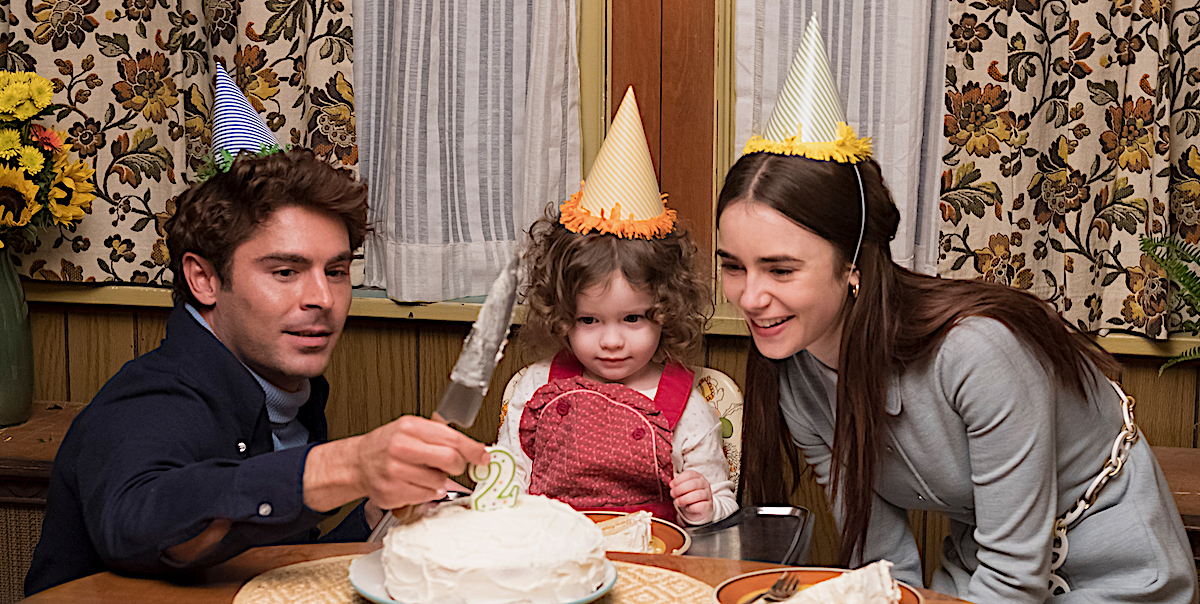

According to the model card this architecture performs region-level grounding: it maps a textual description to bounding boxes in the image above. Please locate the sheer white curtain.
[354,0,582,301]
[734,0,948,275]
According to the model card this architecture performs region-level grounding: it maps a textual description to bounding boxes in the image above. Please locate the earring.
[851,283,860,299]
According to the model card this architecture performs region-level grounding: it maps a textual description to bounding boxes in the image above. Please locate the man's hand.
[669,470,714,525]
[303,415,489,513]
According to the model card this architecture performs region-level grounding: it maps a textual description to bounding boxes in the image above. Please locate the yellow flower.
[0,86,21,116]
[47,159,95,226]
[0,129,21,159]
[17,145,44,174]
[0,165,41,228]
[28,77,53,110]
[13,100,41,121]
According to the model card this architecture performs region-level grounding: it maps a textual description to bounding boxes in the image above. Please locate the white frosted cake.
[380,494,609,604]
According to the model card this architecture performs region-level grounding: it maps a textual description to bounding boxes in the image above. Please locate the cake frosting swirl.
[381,494,608,604]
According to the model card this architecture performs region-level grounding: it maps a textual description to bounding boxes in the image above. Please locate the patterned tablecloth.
[232,555,714,604]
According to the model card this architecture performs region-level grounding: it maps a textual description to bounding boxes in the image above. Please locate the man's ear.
[182,252,222,306]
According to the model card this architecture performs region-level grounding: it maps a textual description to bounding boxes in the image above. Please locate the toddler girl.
[495,89,736,526]
[495,204,736,525]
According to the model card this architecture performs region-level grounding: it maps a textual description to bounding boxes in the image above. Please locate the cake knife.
[431,252,521,428]
[368,254,521,542]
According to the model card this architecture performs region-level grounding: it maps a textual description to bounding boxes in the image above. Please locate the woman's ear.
[182,252,222,306]
[848,266,861,299]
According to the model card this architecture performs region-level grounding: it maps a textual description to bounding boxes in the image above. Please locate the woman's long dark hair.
[720,153,1120,565]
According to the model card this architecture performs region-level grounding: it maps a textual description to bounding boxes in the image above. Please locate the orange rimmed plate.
[712,567,925,604]
[583,511,691,555]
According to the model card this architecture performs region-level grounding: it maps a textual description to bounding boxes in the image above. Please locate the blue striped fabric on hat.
[211,62,279,169]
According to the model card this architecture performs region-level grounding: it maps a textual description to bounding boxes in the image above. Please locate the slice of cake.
[595,510,653,553]
[381,494,608,604]
[781,560,902,604]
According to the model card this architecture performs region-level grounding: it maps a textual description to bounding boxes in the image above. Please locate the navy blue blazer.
[25,305,369,595]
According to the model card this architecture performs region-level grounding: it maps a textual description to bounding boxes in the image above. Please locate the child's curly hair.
[522,203,712,363]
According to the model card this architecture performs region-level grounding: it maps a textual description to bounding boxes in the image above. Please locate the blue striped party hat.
[744,15,871,163]
[560,86,675,239]
[211,61,281,170]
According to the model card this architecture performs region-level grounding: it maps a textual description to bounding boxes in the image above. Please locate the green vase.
[0,247,33,426]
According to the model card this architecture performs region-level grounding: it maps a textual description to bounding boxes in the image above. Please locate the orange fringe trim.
[743,122,873,163]
[558,186,677,239]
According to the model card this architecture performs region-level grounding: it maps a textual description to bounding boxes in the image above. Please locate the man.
[25,148,489,595]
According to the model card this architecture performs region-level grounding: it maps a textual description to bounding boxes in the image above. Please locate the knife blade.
[431,253,521,428]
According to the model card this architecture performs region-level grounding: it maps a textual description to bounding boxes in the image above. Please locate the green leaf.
[1159,345,1200,374]
[994,21,1007,38]
[951,254,970,271]
[1087,80,1119,106]
[110,129,175,186]
[1101,271,1120,286]
[131,216,152,232]
[1043,269,1058,288]
[262,0,308,44]
[95,33,131,58]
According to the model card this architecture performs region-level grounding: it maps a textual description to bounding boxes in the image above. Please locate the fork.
[749,572,801,603]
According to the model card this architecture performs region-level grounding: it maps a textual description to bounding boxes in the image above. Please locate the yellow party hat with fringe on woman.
[560,86,675,239]
[744,15,871,163]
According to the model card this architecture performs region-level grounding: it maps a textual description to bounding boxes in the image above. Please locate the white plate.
[348,549,618,604]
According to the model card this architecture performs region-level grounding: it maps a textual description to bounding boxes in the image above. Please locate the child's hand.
[669,470,714,524]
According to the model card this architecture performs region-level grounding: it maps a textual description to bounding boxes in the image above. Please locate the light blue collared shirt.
[185,304,310,450]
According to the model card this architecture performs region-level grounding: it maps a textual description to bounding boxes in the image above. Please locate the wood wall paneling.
[610,0,717,269]
[65,307,137,404]
[660,0,716,268]
[705,335,747,389]
[134,309,170,357]
[323,319,419,441]
[29,304,68,402]
[610,0,661,176]
[1118,358,1198,448]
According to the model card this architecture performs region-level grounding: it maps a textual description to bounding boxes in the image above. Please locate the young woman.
[716,151,1197,603]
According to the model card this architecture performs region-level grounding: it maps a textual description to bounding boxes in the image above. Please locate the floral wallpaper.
[1,0,356,283]
[936,0,1198,337]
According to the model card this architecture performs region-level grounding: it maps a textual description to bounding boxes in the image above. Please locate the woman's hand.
[669,470,714,524]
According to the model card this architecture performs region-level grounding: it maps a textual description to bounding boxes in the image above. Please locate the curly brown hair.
[521,204,712,363]
[166,148,368,307]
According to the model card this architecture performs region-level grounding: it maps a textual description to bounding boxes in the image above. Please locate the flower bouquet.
[0,70,96,250]
[0,70,96,426]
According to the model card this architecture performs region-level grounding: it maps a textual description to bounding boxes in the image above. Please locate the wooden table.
[0,401,84,505]
[17,542,969,603]
[0,402,86,604]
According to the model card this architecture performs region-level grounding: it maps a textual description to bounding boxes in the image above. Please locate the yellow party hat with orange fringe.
[560,86,675,239]
[744,15,871,163]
